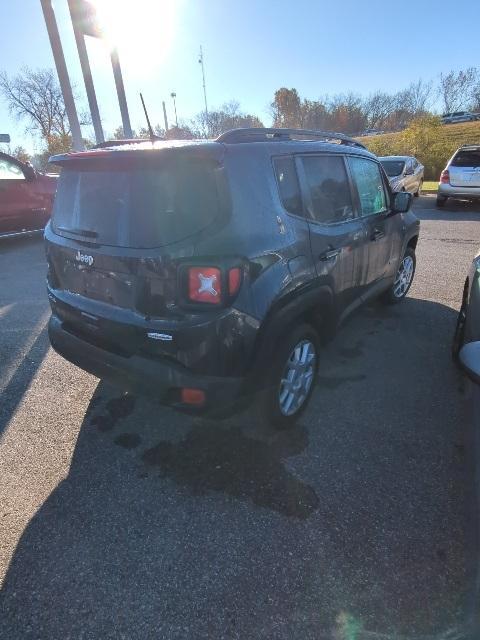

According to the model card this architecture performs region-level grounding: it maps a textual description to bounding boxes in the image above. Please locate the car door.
[347,155,403,295]
[296,153,367,314]
[0,155,36,233]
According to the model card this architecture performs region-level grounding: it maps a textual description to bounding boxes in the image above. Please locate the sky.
[1,0,479,153]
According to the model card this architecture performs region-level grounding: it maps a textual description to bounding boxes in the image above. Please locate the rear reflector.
[180,388,206,405]
[188,267,221,304]
[228,267,242,296]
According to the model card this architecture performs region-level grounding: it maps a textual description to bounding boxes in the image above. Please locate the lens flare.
[90,0,180,71]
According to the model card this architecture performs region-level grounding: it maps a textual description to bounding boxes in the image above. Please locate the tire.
[382,247,416,304]
[256,323,320,429]
[452,285,469,361]
[414,181,423,197]
[436,195,447,208]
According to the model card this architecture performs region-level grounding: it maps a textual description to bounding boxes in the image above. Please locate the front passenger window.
[349,157,387,216]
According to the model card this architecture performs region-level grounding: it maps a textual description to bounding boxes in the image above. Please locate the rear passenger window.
[301,155,354,224]
[273,157,303,216]
[349,157,388,216]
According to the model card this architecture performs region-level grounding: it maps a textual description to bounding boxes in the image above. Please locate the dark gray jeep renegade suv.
[45,128,419,427]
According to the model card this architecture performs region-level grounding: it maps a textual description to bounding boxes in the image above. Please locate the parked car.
[453,249,480,359]
[360,128,385,136]
[45,128,419,427]
[441,111,479,125]
[0,152,57,238]
[379,155,424,196]
[437,145,480,207]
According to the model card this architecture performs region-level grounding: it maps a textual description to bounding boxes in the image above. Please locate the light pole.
[40,0,84,150]
[170,92,178,128]
[198,46,209,136]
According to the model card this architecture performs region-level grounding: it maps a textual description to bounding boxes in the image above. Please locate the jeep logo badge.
[75,251,94,266]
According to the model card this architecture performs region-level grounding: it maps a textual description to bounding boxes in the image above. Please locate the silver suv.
[441,111,479,124]
[437,145,480,207]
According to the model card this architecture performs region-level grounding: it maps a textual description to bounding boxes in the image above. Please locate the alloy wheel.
[393,255,414,299]
[278,340,316,416]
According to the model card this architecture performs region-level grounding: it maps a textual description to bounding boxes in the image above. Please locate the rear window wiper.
[56,226,98,239]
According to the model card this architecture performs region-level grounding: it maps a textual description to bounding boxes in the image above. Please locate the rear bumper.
[48,314,244,415]
[438,184,480,199]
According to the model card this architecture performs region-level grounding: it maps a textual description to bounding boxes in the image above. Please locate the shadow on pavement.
[0,236,50,436]
[414,195,480,221]
[0,296,478,639]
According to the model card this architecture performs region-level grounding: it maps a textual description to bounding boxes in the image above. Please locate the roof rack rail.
[216,127,366,149]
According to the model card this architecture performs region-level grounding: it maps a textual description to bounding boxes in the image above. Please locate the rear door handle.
[371,228,385,241]
[319,248,341,261]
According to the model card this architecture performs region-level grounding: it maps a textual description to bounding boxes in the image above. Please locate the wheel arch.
[407,235,418,251]
[246,284,334,387]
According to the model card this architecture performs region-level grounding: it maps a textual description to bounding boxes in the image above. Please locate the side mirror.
[392,191,412,213]
[404,167,414,176]
[23,163,36,181]
[459,342,480,385]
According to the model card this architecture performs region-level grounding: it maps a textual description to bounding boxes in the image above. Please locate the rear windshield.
[380,160,405,177]
[451,150,480,167]
[51,158,226,248]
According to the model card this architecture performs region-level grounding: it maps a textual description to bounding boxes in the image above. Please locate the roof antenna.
[140,92,162,142]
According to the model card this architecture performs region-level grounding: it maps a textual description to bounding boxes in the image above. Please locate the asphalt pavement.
[1,195,480,639]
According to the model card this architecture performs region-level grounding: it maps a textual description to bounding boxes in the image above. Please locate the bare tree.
[438,67,479,113]
[193,101,263,138]
[363,91,397,129]
[0,68,70,138]
[398,79,432,115]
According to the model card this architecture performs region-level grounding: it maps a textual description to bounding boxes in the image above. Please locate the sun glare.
[91,0,180,70]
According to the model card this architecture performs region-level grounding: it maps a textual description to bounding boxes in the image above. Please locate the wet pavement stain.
[317,374,366,390]
[141,424,319,520]
[89,394,136,432]
[338,340,364,359]
[114,433,142,449]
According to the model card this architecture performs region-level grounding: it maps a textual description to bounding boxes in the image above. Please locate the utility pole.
[40,0,84,151]
[162,101,169,132]
[170,92,178,127]
[198,46,209,135]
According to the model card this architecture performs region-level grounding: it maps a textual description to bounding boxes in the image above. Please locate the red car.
[0,152,57,238]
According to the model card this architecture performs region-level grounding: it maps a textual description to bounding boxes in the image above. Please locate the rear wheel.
[414,181,423,197]
[257,323,320,429]
[436,195,448,207]
[382,247,416,304]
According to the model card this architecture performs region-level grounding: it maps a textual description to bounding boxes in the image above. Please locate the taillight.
[186,264,243,306]
[180,388,206,405]
[188,267,221,304]
[440,169,450,184]
[228,267,242,296]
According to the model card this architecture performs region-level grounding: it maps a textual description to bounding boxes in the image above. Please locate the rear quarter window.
[451,150,480,167]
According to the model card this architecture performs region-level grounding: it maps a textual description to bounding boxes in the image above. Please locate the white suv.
[437,145,480,207]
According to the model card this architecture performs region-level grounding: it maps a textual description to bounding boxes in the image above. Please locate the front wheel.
[382,248,416,304]
[414,181,423,197]
[257,323,320,429]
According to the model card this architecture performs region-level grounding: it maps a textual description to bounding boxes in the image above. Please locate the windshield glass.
[380,160,405,176]
[51,158,225,248]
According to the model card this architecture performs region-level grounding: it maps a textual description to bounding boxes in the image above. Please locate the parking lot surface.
[1,195,480,639]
